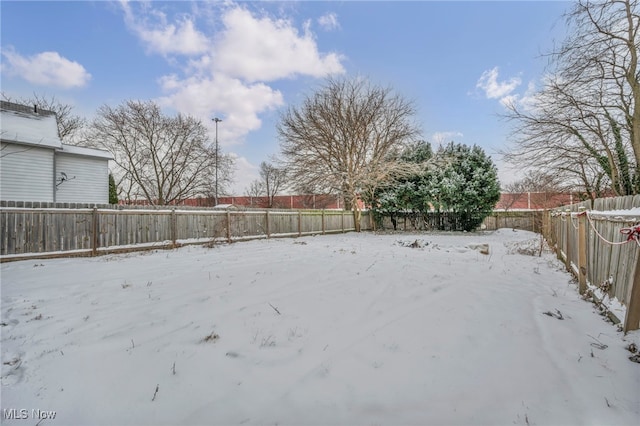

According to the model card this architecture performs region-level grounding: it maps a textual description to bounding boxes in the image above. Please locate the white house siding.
[55,153,109,204]
[0,142,55,202]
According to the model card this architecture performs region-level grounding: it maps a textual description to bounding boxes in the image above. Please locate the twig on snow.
[542,309,564,320]
[151,384,159,401]
[587,334,608,350]
[268,303,281,315]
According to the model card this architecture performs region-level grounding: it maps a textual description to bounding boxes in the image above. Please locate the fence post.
[554,215,564,263]
[623,249,640,333]
[543,211,550,242]
[322,210,325,235]
[577,212,588,295]
[92,208,98,256]
[266,210,270,238]
[564,212,572,273]
[171,209,177,247]
[342,210,345,233]
[226,211,231,243]
[298,210,302,237]
[532,211,536,234]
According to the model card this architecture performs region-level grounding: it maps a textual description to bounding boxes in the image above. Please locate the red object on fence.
[621,224,640,243]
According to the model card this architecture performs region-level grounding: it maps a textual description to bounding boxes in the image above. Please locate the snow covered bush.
[430,142,501,231]
[371,141,500,231]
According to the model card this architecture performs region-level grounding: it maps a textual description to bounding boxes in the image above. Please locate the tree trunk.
[349,192,361,232]
[353,206,361,232]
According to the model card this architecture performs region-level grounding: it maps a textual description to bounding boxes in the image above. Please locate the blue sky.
[1,0,571,194]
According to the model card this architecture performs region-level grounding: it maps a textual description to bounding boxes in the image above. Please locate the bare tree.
[500,181,528,212]
[245,180,264,197]
[561,0,640,169]
[201,147,235,204]
[277,76,421,230]
[1,92,86,143]
[258,161,287,208]
[90,100,234,205]
[503,0,639,195]
[244,179,264,207]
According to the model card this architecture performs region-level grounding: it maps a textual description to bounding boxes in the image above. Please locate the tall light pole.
[212,117,222,206]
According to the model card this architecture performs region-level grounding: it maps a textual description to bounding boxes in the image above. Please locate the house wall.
[0,142,54,202]
[55,153,109,204]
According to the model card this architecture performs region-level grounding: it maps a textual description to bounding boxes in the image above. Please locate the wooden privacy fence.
[1,204,371,261]
[546,195,640,332]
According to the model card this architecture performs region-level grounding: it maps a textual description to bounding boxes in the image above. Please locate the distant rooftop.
[0,100,56,117]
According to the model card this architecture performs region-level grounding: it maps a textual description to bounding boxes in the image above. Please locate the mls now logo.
[3,408,57,420]
[3,409,28,419]
[32,409,57,420]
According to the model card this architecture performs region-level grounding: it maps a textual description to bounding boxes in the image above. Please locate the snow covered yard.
[1,229,639,426]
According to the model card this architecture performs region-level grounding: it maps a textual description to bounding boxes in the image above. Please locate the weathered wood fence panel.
[0,205,364,260]
[549,195,640,332]
[174,210,222,242]
[324,211,349,232]
[267,211,299,236]
[97,210,173,248]
[301,211,323,235]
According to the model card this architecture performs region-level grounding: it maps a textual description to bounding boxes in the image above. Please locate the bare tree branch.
[503,0,639,195]
[90,100,234,205]
[277,76,421,230]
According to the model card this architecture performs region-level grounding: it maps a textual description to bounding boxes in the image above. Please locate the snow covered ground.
[1,229,639,426]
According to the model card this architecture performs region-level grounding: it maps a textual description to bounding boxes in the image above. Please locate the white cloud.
[228,153,260,195]
[497,80,538,110]
[318,12,339,31]
[214,7,345,82]
[120,2,346,194]
[1,48,91,89]
[516,80,538,111]
[499,94,519,109]
[120,0,209,56]
[157,73,284,146]
[129,3,346,144]
[476,67,521,102]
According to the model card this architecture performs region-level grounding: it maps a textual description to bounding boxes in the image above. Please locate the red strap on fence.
[620,224,640,244]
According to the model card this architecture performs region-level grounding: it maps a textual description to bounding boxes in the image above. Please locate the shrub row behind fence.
[375,211,543,233]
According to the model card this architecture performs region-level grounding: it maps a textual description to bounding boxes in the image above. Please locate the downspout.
[53,149,57,202]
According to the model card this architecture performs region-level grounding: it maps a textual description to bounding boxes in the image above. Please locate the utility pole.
[212,117,222,206]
